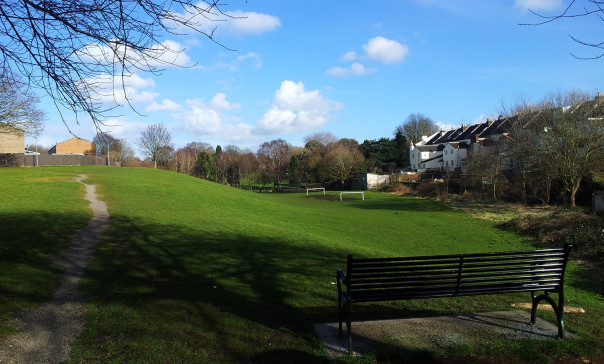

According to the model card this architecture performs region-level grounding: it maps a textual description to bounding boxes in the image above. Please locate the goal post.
[306,187,326,196]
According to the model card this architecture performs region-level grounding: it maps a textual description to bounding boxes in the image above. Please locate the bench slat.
[352,256,565,271]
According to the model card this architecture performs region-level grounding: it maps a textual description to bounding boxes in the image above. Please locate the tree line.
[123,128,418,190]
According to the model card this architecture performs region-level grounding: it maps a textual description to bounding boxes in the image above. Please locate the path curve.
[0,175,108,364]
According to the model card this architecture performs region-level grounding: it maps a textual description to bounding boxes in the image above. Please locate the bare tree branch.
[520,0,604,59]
[0,0,237,133]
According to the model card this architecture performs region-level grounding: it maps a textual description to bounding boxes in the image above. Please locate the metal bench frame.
[337,243,572,353]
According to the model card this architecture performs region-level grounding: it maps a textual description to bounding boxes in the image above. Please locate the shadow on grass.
[0,211,90,331]
[307,192,451,213]
[71,214,453,363]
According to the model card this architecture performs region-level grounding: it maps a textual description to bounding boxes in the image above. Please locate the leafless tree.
[303,132,338,148]
[521,0,604,59]
[397,113,439,144]
[325,145,365,186]
[172,142,213,176]
[466,145,504,201]
[257,139,291,189]
[137,123,173,168]
[0,0,236,132]
[238,151,259,190]
[530,91,604,207]
[0,71,44,137]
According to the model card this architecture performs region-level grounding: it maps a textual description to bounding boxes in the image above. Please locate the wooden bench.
[336,244,572,353]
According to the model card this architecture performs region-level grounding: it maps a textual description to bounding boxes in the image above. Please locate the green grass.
[0,167,92,335]
[1,166,602,362]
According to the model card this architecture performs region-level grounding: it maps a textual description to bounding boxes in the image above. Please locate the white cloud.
[363,36,409,64]
[326,63,377,77]
[236,52,263,68]
[209,93,241,111]
[329,37,409,76]
[76,40,192,68]
[514,0,562,11]
[173,94,254,142]
[146,99,183,112]
[80,73,158,106]
[257,81,343,133]
[226,11,281,36]
[102,118,150,139]
[435,121,459,131]
[165,8,280,37]
[341,51,357,61]
[472,113,496,125]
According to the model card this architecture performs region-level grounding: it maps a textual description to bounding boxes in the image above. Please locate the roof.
[416,145,440,152]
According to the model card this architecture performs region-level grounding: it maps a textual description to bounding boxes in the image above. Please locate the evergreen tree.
[288,155,301,188]
[197,151,217,181]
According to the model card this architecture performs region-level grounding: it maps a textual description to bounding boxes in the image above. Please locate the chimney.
[498,115,504,121]
[462,124,466,131]
[596,92,604,102]
[486,118,493,126]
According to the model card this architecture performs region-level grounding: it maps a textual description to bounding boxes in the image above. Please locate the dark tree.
[393,129,409,167]
[0,0,235,130]
[287,154,301,188]
[92,132,120,156]
[197,150,217,181]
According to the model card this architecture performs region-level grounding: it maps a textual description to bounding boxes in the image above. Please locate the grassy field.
[0,168,91,336]
[0,166,602,362]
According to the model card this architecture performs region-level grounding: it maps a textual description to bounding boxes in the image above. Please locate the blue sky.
[29,0,604,154]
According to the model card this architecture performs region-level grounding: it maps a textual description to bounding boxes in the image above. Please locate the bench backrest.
[345,244,572,302]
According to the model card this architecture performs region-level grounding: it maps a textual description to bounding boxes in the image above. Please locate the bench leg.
[531,291,565,338]
[338,295,343,338]
[346,301,352,354]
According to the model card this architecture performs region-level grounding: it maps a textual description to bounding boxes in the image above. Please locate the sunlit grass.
[0,166,602,362]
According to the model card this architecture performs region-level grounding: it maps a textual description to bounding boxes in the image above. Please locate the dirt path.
[0,175,108,364]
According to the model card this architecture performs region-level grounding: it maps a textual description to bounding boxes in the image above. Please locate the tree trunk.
[569,177,581,208]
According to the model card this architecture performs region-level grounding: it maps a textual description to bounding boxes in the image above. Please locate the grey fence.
[21,154,106,167]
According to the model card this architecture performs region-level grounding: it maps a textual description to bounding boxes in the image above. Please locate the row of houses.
[409,93,604,175]
[409,114,515,174]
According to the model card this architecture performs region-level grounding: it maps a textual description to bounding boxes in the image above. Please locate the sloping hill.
[2,167,601,362]
[71,167,536,362]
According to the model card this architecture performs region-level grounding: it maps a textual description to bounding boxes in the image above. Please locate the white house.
[442,141,469,171]
[409,133,444,173]
[409,116,514,174]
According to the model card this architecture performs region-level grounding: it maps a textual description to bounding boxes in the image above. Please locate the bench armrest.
[337,269,346,295]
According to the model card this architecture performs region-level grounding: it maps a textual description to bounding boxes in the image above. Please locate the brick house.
[49,137,96,155]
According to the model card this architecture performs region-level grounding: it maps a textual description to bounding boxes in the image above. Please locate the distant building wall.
[0,124,25,154]
[359,173,390,190]
[49,137,96,155]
